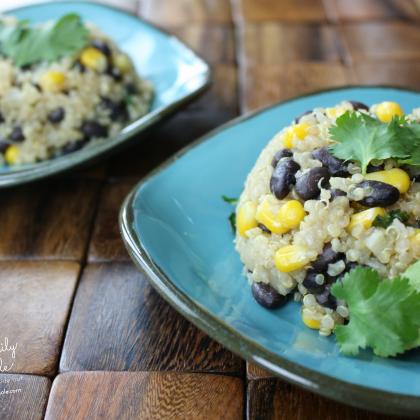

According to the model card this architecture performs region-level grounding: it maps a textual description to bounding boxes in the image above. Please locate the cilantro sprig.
[373,209,410,228]
[0,14,89,67]
[222,196,238,233]
[331,265,420,357]
[329,111,420,174]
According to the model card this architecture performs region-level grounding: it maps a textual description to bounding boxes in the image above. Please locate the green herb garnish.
[373,209,410,228]
[222,195,238,205]
[331,266,420,357]
[329,111,420,174]
[0,13,89,67]
[402,261,420,292]
[222,195,238,233]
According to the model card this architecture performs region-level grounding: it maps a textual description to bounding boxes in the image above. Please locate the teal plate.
[120,86,420,416]
[0,1,210,187]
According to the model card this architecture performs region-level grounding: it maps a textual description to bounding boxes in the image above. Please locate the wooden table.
[1,1,419,419]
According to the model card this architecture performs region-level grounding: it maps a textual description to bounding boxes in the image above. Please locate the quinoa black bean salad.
[0,13,153,166]
[230,100,420,357]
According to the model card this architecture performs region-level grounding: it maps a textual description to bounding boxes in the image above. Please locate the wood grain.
[353,60,420,90]
[235,0,327,22]
[241,63,355,112]
[0,261,80,376]
[0,374,51,420]
[323,0,420,22]
[45,371,243,420]
[138,0,232,24]
[240,23,343,65]
[247,379,398,420]
[342,22,420,62]
[88,179,137,262]
[247,362,274,379]
[60,263,243,374]
[0,178,101,260]
[170,24,236,64]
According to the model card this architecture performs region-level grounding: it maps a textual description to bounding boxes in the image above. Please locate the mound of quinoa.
[0,15,153,165]
[235,101,420,336]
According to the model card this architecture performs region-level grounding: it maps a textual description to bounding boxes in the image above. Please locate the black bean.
[330,189,346,201]
[311,243,345,273]
[48,107,65,124]
[295,167,330,200]
[271,149,293,168]
[258,223,271,234]
[302,269,326,294]
[0,112,4,123]
[315,285,337,310]
[356,180,400,207]
[81,121,108,138]
[126,83,138,94]
[270,158,300,199]
[91,39,111,56]
[404,165,420,182]
[106,63,123,81]
[0,139,9,153]
[102,98,128,121]
[74,60,86,73]
[366,163,385,173]
[251,282,287,309]
[349,101,369,111]
[60,138,88,155]
[294,110,312,123]
[9,126,24,142]
[312,147,349,177]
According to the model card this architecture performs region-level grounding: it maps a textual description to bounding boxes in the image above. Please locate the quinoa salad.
[234,100,420,357]
[0,13,153,166]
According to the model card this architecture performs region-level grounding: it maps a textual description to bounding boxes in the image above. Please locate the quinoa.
[235,100,420,336]
[0,15,153,166]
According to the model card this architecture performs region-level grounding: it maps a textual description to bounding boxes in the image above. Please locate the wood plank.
[45,372,243,420]
[88,178,137,262]
[247,379,397,419]
[138,0,232,24]
[0,178,100,260]
[240,23,344,66]
[169,24,236,64]
[0,261,80,376]
[60,263,244,374]
[0,374,51,420]
[342,22,420,62]
[241,63,355,112]
[235,0,327,22]
[323,0,420,22]
[353,61,420,90]
[247,362,274,379]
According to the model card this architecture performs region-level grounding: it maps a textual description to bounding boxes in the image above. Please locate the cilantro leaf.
[373,209,410,228]
[0,14,89,67]
[228,212,236,233]
[331,267,420,357]
[222,195,238,204]
[329,111,414,174]
[402,261,420,292]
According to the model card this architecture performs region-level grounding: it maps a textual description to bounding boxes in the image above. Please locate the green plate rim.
[119,85,420,416]
[0,0,212,187]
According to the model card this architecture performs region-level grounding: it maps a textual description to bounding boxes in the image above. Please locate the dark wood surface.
[1,0,419,419]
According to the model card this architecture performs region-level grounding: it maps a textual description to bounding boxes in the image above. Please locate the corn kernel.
[5,145,20,165]
[40,71,67,93]
[275,244,310,273]
[283,122,310,148]
[237,201,258,236]
[347,207,386,232]
[375,101,404,123]
[80,47,107,72]
[302,311,321,329]
[256,198,305,234]
[365,168,411,194]
[114,53,132,74]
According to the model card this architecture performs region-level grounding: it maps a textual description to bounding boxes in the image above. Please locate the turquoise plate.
[120,86,420,416]
[0,1,210,187]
